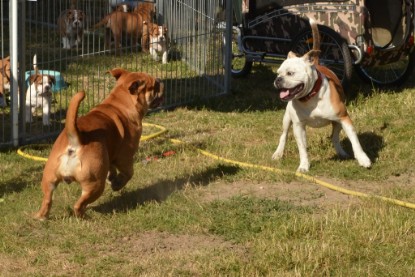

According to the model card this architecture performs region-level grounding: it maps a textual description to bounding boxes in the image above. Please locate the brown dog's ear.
[49,76,56,85]
[107,68,129,80]
[29,74,39,84]
[128,80,145,95]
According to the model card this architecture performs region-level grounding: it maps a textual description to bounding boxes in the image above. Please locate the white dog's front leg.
[341,119,371,168]
[62,37,70,49]
[162,51,168,64]
[272,111,292,160]
[25,104,33,123]
[150,48,160,61]
[292,122,309,172]
[42,98,51,125]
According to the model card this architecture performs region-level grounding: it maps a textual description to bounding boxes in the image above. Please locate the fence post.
[224,0,233,94]
[9,0,18,146]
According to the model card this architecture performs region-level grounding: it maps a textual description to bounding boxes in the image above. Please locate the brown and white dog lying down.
[0,56,11,107]
[92,11,144,52]
[142,21,168,64]
[57,8,86,49]
[272,18,371,172]
[34,69,164,220]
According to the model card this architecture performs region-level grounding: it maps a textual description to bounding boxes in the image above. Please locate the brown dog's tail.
[91,14,110,29]
[65,91,85,147]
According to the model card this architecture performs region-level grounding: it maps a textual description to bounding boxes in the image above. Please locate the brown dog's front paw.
[33,212,48,221]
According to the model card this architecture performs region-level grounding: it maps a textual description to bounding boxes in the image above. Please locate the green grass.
[1,64,415,275]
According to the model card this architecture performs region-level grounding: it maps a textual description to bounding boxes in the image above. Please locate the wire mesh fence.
[0,0,229,148]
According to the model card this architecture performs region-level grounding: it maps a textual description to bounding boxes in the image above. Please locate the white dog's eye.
[287,71,294,76]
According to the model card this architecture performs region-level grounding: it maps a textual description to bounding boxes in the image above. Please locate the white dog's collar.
[299,70,324,102]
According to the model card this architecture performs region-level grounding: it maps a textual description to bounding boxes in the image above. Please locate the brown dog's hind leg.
[34,173,61,220]
[73,181,106,217]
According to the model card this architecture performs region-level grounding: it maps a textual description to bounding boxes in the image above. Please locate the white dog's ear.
[303,50,321,64]
[287,51,298,59]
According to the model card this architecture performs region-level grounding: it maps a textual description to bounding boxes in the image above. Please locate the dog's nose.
[274,77,283,87]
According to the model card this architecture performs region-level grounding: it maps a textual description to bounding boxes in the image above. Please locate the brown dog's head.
[109,68,164,112]
[134,2,156,22]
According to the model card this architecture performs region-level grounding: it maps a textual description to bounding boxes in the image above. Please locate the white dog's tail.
[309,18,321,65]
[65,91,85,147]
[309,18,320,51]
[33,54,39,74]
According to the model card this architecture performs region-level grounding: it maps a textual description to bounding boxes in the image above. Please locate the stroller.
[228,0,415,88]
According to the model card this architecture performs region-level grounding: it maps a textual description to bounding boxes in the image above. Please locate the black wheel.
[224,26,252,78]
[355,51,415,87]
[290,25,353,89]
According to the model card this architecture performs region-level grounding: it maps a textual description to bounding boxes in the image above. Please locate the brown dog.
[0,56,11,107]
[34,69,164,220]
[134,1,156,51]
[133,1,156,23]
[93,11,144,52]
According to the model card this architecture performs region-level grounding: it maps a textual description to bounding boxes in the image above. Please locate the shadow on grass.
[93,164,241,214]
[181,64,287,113]
[339,132,384,163]
[0,164,44,195]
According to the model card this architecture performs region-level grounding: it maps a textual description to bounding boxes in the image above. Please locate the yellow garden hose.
[17,123,415,209]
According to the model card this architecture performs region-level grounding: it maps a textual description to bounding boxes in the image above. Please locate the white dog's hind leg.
[340,119,371,168]
[292,122,310,172]
[331,121,349,158]
[272,111,292,160]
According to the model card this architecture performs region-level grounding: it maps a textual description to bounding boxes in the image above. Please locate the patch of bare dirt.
[193,171,415,210]
[118,231,244,256]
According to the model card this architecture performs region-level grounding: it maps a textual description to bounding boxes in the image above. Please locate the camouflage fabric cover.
[240,0,414,66]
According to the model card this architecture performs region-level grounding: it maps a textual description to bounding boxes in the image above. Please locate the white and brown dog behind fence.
[92,1,156,52]
[57,2,85,49]
[0,56,11,107]
[272,18,371,172]
[34,68,164,220]
[143,21,168,64]
[25,54,56,126]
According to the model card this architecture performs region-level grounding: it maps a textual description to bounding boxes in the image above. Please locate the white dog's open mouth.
[279,83,304,101]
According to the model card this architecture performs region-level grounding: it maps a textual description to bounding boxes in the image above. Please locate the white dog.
[272,19,371,172]
[57,8,85,49]
[143,21,168,64]
[25,55,56,125]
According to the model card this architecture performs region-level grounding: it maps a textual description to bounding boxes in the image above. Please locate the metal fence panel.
[0,0,229,148]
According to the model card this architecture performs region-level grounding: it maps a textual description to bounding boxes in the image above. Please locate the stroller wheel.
[355,51,415,87]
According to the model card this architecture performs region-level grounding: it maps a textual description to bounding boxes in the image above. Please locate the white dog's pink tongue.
[280,90,290,99]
